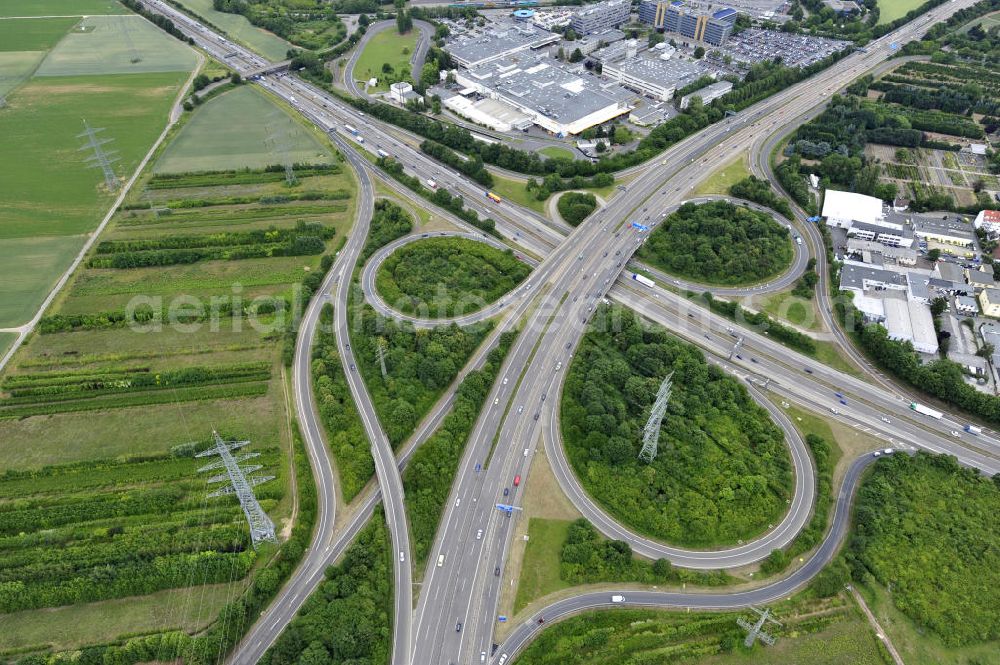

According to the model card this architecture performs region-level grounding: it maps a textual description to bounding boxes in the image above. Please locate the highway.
[493,449,882,663]
[357,195,808,331]
[137,1,999,663]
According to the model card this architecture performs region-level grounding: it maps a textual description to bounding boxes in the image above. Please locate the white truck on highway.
[632,273,655,288]
[964,424,983,435]
[426,179,437,189]
[910,402,943,419]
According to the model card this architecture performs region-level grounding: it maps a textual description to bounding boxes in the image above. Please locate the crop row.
[0,549,256,613]
[122,189,351,211]
[94,222,334,255]
[88,237,329,269]
[2,362,270,401]
[39,298,286,333]
[117,202,348,228]
[0,381,270,420]
[0,521,246,581]
[145,164,340,189]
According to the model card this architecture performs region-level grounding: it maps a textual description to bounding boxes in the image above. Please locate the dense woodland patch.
[561,305,793,547]
[638,201,792,286]
[374,237,529,318]
[848,452,1000,647]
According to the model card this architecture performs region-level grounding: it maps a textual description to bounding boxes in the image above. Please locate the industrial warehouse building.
[445,23,559,68]
[679,79,732,108]
[601,52,705,101]
[453,55,633,135]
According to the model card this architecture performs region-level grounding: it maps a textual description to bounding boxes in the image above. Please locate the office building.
[570,0,631,35]
[980,287,1000,318]
[639,1,738,46]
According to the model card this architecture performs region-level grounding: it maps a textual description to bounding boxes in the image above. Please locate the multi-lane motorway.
[138,1,997,663]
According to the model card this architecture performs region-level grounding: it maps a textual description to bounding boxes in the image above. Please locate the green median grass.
[539,145,576,160]
[513,518,572,613]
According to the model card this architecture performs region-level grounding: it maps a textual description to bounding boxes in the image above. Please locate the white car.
[951,430,961,438]
[476,529,483,540]
[883,448,894,455]
[503,376,508,385]
[517,405,524,414]
[880,416,891,423]
[493,397,499,406]
[480,652,486,663]
[399,551,405,562]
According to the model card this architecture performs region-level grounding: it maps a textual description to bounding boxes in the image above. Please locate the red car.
[513,475,521,487]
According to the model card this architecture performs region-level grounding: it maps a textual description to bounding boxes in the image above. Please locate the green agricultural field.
[877,0,926,24]
[35,15,198,77]
[0,334,15,359]
[0,236,85,328]
[0,81,348,655]
[0,0,128,17]
[0,51,46,97]
[0,16,78,51]
[374,237,530,318]
[172,0,295,61]
[1,72,191,238]
[154,86,332,173]
[353,28,419,92]
[0,579,243,653]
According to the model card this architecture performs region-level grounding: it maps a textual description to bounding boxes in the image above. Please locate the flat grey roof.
[606,55,706,89]
[467,56,631,125]
[839,262,908,291]
[445,23,558,66]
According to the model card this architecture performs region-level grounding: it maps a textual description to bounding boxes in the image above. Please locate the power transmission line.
[77,120,121,191]
[639,372,673,464]
[197,431,276,548]
[737,606,782,647]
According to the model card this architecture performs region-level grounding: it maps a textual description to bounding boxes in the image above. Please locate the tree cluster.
[848,452,1000,646]
[562,305,793,547]
[556,191,598,226]
[729,175,794,219]
[263,512,392,665]
[559,519,730,587]
[312,313,373,502]
[376,237,530,318]
[857,323,1000,424]
[638,201,792,286]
